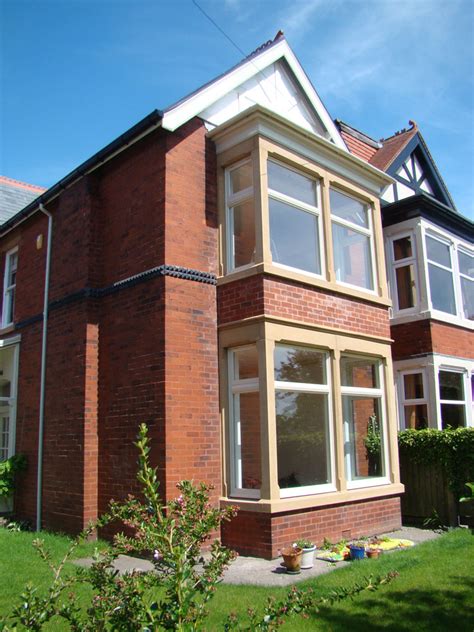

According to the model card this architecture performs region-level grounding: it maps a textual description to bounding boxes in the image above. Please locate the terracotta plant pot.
[367,548,382,559]
[282,546,302,573]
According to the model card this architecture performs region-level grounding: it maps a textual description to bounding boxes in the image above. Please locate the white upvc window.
[330,188,376,292]
[425,232,457,316]
[2,248,18,327]
[225,159,255,272]
[438,368,468,429]
[228,345,261,499]
[389,232,418,314]
[458,248,474,320]
[0,343,19,462]
[341,355,389,489]
[398,369,429,430]
[274,344,335,497]
[268,160,324,278]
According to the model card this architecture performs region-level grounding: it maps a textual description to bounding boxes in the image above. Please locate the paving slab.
[73,526,443,586]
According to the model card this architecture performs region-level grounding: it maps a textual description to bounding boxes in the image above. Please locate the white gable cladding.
[161,37,347,151]
[199,60,327,137]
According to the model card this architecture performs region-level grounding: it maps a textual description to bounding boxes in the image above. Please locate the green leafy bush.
[398,427,474,497]
[0,454,26,499]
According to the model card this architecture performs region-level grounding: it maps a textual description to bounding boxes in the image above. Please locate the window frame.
[398,368,429,430]
[225,158,256,274]
[330,187,378,294]
[340,355,390,490]
[0,341,20,463]
[424,230,458,316]
[267,159,325,280]
[458,247,474,321]
[2,247,18,328]
[388,231,419,315]
[274,344,336,498]
[437,367,468,429]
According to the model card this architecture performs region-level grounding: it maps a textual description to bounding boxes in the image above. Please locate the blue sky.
[1,0,473,218]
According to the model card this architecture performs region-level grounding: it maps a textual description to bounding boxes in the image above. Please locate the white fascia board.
[161,39,346,150]
[209,107,393,195]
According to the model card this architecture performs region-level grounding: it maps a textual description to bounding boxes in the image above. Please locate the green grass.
[1,528,473,630]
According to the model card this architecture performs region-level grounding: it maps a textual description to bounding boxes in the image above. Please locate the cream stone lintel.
[219,314,393,346]
[332,348,346,492]
[219,483,405,514]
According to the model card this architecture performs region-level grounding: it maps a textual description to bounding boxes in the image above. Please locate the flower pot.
[282,547,302,573]
[348,544,366,561]
[300,545,316,569]
[367,548,382,559]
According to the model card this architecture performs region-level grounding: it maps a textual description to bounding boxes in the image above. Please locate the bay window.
[226,160,255,272]
[399,370,428,429]
[330,189,375,291]
[391,234,417,312]
[439,370,466,429]
[458,249,474,320]
[274,344,334,496]
[341,356,387,486]
[0,344,19,462]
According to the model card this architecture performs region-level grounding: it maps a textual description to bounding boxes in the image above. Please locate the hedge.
[398,427,474,498]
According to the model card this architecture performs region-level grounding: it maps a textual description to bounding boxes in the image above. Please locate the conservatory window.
[330,189,375,291]
[391,234,417,311]
[438,370,466,429]
[2,248,18,327]
[425,234,456,315]
[458,249,474,320]
[228,345,261,498]
[226,160,255,271]
[268,161,323,276]
[341,356,387,486]
[274,344,334,497]
[399,370,428,429]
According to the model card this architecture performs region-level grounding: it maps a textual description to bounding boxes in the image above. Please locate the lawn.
[1,528,473,630]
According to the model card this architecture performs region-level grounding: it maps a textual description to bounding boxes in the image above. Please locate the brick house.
[338,120,474,431]
[0,33,411,558]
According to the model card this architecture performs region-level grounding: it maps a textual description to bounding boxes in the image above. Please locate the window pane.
[274,345,326,384]
[426,236,451,267]
[343,397,385,480]
[428,264,456,314]
[404,405,428,430]
[270,198,321,274]
[403,373,424,399]
[460,277,474,320]
[276,392,331,488]
[330,189,368,228]
[341,357,379,389]
[393,236,412,261]
[234,392,261,490]
[0,412,9,461]
[231,200,255,269]
[233,346,258,380]
[230,162,252,194]
[268,161,317,207]
[396,265,416,309]
[459,251,474,277]
[441,404,465,429]
[439,371,464,401]
[332,223,373,290]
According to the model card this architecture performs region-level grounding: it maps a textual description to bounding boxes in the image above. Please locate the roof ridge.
[0,175,46,192]
[380,120,418,143]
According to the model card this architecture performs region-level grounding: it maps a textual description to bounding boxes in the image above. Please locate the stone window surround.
[219,319,403,515]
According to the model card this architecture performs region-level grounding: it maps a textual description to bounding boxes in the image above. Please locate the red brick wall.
[391,319,473,361]
[222,495,402,559]
[218,275,390,338]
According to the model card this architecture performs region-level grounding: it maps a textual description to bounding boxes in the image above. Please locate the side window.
[2,248,18,327]
[399,371,428,429]
[438,370,466,429]
[225,160,255,272]
[458,249,474,320]
[425,234,456,315]
[391,234,417,312]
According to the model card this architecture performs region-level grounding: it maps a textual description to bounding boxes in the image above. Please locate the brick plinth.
[222,496,402,559]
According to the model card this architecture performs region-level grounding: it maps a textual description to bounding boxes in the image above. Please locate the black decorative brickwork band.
[14,264,216,331]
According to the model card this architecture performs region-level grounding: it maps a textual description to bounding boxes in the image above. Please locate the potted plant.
[294,539,316,569]
[281,545,302,574]
[348,541,366,561]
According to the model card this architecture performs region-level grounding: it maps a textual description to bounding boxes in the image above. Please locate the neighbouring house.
[1,32,435,559]
[337,120,474,431]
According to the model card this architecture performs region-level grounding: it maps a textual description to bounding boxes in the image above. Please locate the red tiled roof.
[340,130,379,162]
[369,121,418,171]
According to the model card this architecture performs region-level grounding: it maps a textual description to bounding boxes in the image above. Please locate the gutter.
[1,109,163,237]
[36,203,53,532]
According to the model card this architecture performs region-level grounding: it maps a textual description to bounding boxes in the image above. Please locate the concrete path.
[73,526,443,587]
